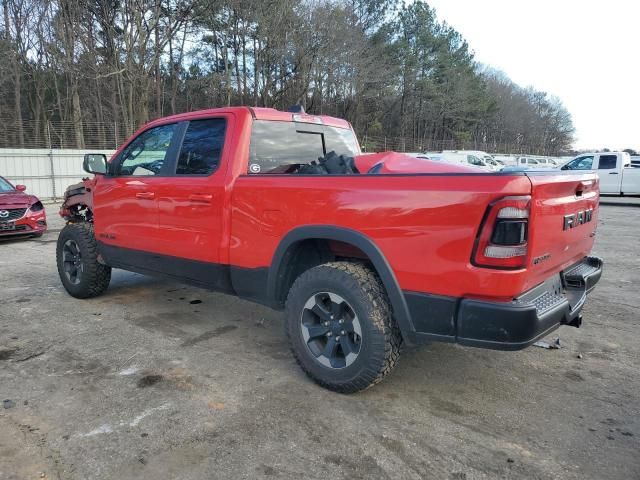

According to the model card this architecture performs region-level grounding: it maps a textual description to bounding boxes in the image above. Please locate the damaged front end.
[59,178,95,223]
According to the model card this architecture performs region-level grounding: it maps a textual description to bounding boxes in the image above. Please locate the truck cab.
[561,151,640,195]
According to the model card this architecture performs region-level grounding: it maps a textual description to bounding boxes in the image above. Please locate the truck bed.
[230,170,599,301]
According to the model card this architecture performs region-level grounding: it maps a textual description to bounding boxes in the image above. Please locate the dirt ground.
[1,203,638,480]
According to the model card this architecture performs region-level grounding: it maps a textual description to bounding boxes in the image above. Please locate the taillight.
[472,196,531,269]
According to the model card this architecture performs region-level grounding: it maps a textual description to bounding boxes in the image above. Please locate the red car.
[0,176,47,238]
[56,106,602,392]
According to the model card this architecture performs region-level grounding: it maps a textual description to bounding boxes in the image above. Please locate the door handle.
[189,193,213,203]
[136,192,155,199]
[608,172,619,175]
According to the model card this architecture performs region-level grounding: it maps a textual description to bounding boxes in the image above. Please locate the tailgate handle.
[135,192,155,200]
[189,193,213,203]
[576,180,593,197]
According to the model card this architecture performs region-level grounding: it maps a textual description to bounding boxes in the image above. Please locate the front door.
[93,122,180,257]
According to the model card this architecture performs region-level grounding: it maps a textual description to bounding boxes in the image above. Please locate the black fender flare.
[267,225,414,340]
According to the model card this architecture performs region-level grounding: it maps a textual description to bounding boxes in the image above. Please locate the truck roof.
[578,151,629,155]
[142,106,352,130]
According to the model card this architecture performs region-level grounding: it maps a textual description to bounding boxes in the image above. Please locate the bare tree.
[0,0,575,154]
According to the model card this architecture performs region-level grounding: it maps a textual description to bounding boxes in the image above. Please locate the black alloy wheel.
[300,291,363,369]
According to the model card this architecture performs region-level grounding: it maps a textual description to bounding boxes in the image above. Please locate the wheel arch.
[267,225,413,339]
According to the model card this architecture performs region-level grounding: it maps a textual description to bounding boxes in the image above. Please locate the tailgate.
[525,172,599,290]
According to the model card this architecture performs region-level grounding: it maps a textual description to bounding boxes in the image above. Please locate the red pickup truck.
[56,106,603,393]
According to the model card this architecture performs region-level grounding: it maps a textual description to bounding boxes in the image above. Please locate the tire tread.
[56,223,111,298]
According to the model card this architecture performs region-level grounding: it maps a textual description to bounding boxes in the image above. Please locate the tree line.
[0,0,575,154]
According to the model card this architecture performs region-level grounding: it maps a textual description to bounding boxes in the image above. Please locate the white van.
[493,154,517,166]
[515,156,541,168]
[535,156,560,167]
[436,151,493,171]
[444,150,500,170]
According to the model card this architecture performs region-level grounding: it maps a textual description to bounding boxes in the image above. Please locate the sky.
[423,0,640,151]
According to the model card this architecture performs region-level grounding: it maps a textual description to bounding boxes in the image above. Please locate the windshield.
[467,155,486,166]
[249,120,360,174]
[0,177,15,193]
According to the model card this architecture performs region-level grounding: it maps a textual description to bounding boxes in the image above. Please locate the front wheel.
[285,262,402,393]
[56,223,111,298]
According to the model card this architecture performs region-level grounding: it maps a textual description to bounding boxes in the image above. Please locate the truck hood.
[355,152,479,174]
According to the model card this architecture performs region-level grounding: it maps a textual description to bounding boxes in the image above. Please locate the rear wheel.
[285,262,402,393]
[56,223,111,298]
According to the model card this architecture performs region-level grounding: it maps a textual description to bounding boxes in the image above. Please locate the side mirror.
[15,184,27,192]
[83,153,108,175]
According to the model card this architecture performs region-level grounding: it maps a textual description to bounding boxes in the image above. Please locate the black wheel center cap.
[300,292,363,369]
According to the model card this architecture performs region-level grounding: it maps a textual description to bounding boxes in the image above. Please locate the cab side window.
[563,155,594,170]
[176,118,226,175]
[116,124,177,176]
[598,155,617,170]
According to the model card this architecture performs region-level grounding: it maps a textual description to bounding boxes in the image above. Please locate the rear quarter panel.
[230,174,536,299]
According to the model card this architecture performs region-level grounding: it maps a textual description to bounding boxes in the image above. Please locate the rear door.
[596,154,622,193]
[155,115,231,269]
[525,172,599,288]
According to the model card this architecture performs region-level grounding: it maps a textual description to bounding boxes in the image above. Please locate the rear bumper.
[404,256,603,350]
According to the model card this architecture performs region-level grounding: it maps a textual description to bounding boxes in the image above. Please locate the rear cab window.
[248,120,359,174]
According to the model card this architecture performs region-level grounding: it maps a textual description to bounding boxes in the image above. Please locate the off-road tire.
[56,223,111,298]
[285,261,402,393]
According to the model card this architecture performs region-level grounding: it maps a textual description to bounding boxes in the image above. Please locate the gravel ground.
[0,203,639,480]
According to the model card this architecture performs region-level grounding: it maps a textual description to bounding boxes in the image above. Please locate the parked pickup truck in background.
[56,106,603,393]
[561,151,640,195]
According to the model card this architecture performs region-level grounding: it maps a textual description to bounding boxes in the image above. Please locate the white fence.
[0,149,115,200]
